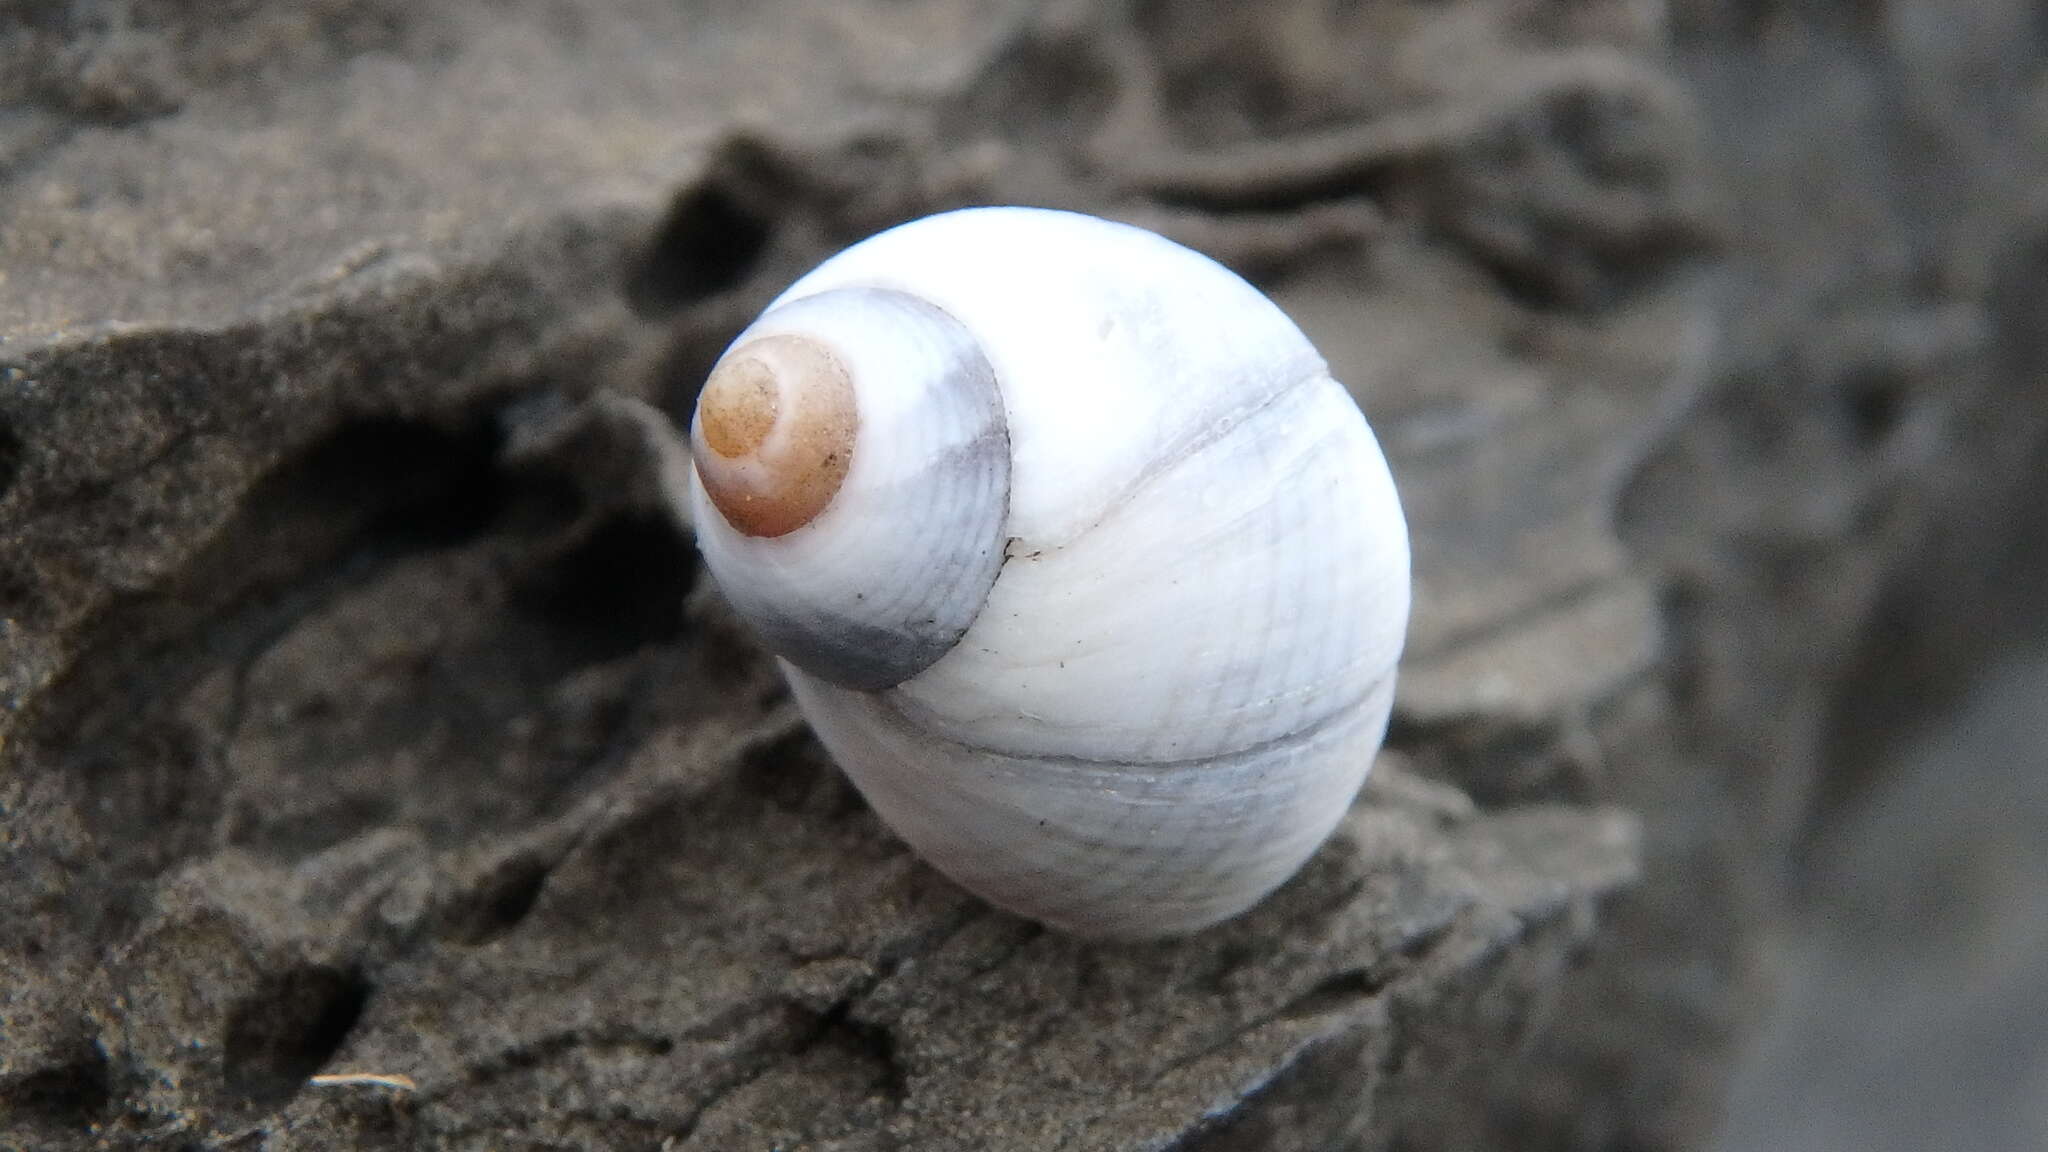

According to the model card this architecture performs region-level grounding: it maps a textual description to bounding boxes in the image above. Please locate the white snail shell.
[686,207,1410,938]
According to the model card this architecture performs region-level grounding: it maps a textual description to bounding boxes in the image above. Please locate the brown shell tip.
[691,334,858,538]
[697,357,780,458]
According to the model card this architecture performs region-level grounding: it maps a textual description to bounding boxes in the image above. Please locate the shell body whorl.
[688,207,1410,938]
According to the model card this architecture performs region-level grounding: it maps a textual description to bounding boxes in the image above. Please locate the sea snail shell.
[686,207,1410,938]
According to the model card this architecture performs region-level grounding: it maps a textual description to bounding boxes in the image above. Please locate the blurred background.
[1718,648,2048,1152]
[1673,6,2048,1148]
